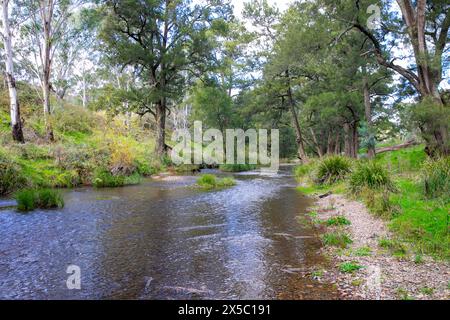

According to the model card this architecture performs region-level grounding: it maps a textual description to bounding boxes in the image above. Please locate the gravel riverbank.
[309,194,449,300]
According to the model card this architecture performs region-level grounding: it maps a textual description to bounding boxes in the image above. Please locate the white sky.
[231,0,293,18]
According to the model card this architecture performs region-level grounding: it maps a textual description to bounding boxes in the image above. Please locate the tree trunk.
[343,123,351,157]
[1,0,24,143]
[155,101,166,157]
[310,128,323,158]
[286,74,308,163]
[363,76,375,159]
[41,1,54,142]
[352,122,359,158]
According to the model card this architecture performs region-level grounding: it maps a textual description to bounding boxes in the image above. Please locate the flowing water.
[0,166,339,300]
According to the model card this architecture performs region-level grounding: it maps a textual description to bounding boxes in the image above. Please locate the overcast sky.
[231,0,293,18]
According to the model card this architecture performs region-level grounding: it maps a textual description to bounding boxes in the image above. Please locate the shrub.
[93,169,125,188]
[53,106,97,134]
[314,156,351,185]
[322,232,353,248]
[422,157,450,200]
[15,189,64,212]
[109,138,137,176]
[349,161,396,194]
[0,152,27,195]
[219,164,256,172]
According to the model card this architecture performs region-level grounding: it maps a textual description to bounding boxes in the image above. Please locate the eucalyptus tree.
[99,0,233,156]
[1,0,24,142]
[16,0,82,141]
[322,0,450,156]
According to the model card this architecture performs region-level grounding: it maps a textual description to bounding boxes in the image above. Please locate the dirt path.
[310,194,449,300]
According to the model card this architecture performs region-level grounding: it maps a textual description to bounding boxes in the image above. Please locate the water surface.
[0,166,338,299]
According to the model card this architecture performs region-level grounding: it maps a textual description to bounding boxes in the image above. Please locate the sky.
[231,0,293,18]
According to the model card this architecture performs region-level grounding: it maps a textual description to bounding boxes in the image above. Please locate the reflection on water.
[0,166,338,300]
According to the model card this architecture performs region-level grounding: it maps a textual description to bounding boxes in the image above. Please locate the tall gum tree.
[1,0,24,143]
[100,0,233,157]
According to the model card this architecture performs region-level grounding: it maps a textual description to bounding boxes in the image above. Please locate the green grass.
[196,174,236,190]
[219,164,257,172]
[15,189,64,212]
[322,232,353,248]
[353,246,372,257]
[93,169,125,188]
[339,262,364,273]
[325,216,351,227]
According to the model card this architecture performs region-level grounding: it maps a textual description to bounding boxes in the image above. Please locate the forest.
[0,0,449,301]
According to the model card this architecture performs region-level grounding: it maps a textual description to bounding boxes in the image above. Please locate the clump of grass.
[322,232,353,248]
[15,189,64,212]
[362,188,399,218]
[219,164,256,172]
[93,168,125,188]
[325,216,351,227]
[349,161,396,194]
[420,287,434,295]
[353,246,372,257]
[422,157,450,200]
[396,288,414,300]
[314,156,352,185]
[196,174,236,189]
[378,237,408,258]
[294,160,317,182]
[339,262,364,273]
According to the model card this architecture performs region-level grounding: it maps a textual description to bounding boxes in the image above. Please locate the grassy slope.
[296,146,449,260]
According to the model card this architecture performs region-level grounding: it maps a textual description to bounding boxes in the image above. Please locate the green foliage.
[93,169,125,188]
[349,161,396,194]
[219,164,256,172]
[196,174,236,189]
[15,189,64,212]
[322,232,352,248]
[315,156,352,185]
[353,246,372,257]
[294,160,317,182]
[53,106,97,134]
[339,262,364,273]
[0,152,27,195]
[375,146,427,174]
[422,157,450,200]
[325,216,351,226]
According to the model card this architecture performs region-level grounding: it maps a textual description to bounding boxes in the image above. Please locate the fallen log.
[375,140,419,155]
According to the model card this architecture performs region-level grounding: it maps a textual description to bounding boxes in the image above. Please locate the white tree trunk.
[1,0,23,142]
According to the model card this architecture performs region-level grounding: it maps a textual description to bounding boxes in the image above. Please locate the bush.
[15,189,64,212]
[93,169,125,188]
[0,152,27,195]
[422,157,450,200]
[219,164,257,172]
[314,156,352,185]
[349,161,396,194]
[53,106,97,134]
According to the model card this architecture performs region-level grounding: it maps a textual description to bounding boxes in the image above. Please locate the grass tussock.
[349,161,396,194]
[314,156,352,185]
[322,232,353,248]
[15,189,64,212]
[422,157,450,200]
[196,174,236,190]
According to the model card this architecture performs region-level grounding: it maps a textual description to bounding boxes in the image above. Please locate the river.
[0,165,339,300]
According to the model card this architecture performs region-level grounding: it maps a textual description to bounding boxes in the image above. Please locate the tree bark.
[376,140,418,154]
[155,101,167,157]
[1,0,24,143]
[40,0,54,142]
[310,128,323,158]
[363,76,375,159]
[286,72,308,163]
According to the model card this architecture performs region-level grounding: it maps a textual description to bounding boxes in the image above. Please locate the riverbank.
[309,193,449,300]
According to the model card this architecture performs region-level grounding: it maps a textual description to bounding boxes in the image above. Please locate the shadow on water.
[0,165,339,300]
